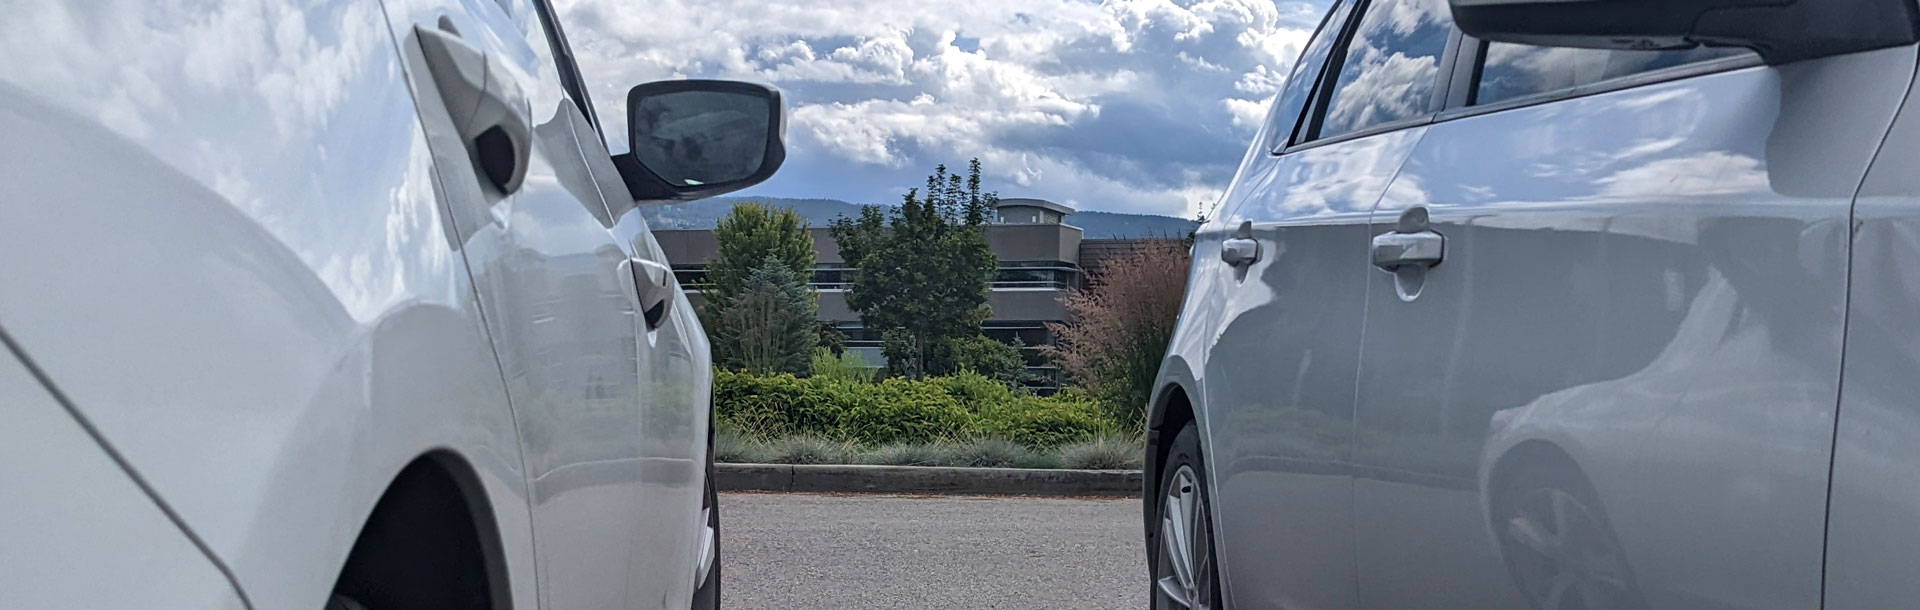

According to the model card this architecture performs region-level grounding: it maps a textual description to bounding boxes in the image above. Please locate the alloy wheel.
[1498,486,1639,610]
[1156,464,1216,610]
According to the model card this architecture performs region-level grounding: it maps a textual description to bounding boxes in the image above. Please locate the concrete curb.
[717,463,1143,497]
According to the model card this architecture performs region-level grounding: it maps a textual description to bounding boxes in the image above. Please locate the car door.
[1825,45,1920,610]
[1349,35,1916,610]
[604,181,714,607]
[1197,1,1449,608]
[376,1,650,608]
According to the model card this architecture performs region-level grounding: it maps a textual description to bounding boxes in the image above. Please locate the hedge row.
[715,433,1145,470]
[714,370,1111,447]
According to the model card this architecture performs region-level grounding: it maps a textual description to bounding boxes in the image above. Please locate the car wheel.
[1153,424,1221,610]
[1491,462,1647,610]
[691,468,721,609]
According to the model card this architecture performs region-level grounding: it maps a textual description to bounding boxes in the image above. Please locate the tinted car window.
[1267,0,1354,151]
[1317,0,1451,140]
[1475,43,1750,105]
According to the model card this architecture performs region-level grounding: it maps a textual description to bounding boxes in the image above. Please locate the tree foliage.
[1043,238,1190,428]
[936,335,1029,386]
[830,159,999,378]
[704,202,815,313]
[710,256,819,376]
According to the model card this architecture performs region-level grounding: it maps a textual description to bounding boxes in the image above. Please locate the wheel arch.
[1480,439,1589,543]
[332,449,513,610]
[1142,357,1202,563]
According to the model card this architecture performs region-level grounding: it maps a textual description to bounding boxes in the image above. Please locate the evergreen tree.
[710,255,818,375]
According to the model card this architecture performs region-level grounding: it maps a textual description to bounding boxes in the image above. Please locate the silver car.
[1,1,781,608]
[1147,0,1920,609]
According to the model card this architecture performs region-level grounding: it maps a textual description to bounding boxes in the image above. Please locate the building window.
[993,261,1080,290]
[829,322,888,369]
[672,266,710,291]
[678,261,1078,291]
[674,264,860,292]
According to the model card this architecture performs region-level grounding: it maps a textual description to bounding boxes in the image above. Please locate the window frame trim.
[1267,26,1765,156]
[1265,0,1356,156]
[1293,0,1371,147]
[529,0,602,139]
[1439,37,1766,121]
[1281,114,1435,155]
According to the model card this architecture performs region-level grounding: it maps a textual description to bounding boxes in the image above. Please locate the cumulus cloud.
[554,0,1325,216]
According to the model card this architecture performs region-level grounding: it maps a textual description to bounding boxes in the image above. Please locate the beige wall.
[657,224,1081,267]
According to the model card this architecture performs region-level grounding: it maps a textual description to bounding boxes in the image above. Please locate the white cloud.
[1597,151,1768,199]
[554,0,1325,215]
[0,0,381,144]
[1224,96,1276,130]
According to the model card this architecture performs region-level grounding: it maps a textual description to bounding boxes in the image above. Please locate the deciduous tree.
[704,202,815,314]
[830,159,1000,378]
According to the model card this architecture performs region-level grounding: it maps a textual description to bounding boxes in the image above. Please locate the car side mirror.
[613,79,786,204]
[1448,0,1920,64]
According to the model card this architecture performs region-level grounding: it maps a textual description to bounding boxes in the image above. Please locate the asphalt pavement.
[721,492,1148,610]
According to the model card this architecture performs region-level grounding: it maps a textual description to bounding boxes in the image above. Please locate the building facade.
[655,198,1140,390]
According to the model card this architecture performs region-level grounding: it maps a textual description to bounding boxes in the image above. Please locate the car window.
[1267,0,1354,152]
[1315,0,1451,141]
[1474,43,1750,106]
[528,0,601,135]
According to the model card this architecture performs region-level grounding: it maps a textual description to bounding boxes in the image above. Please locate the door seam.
[1818,41,1920,610]
[372,2,544,601]
[1347,124,1431,610]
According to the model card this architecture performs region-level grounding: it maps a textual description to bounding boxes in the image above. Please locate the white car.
[0,1,783,609]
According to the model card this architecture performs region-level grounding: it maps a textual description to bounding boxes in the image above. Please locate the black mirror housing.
[1449,0,1920,64]
[613,79,786,203]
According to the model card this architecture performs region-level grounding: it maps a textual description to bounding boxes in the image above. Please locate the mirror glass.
[628,90,771,187]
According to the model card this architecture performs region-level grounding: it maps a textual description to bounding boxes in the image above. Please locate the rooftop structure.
[994,198,1075,225]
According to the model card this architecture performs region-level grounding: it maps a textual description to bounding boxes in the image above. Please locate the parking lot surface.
[721,492,1147,609]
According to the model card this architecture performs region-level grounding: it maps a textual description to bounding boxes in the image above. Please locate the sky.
[554,0,1331,218]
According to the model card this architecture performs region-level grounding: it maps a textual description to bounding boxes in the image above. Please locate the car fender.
[0,79,536,610]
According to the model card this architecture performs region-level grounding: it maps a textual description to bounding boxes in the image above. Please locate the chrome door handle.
[1370,230,1444,271]
[1222,237,1260,266]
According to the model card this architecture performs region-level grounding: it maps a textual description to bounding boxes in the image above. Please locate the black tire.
[692,463,722,609]
[1491,461,1647,610]
[1151,424,1222,610]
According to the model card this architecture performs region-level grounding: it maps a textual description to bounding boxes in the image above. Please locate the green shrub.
[811,347,877,384]
[951,437,1038,468]
[1013,452,1064,469]
[714,369,1120,449]
[973,393,1109,448]
[713,424,773,463]
[1056,436,1144,470]
[937,370,1017,411]
[855,442,962,467]
[937,335,1029,385]
[712,370,841,437]
[763,435,853,465]
[839,379,973,444]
